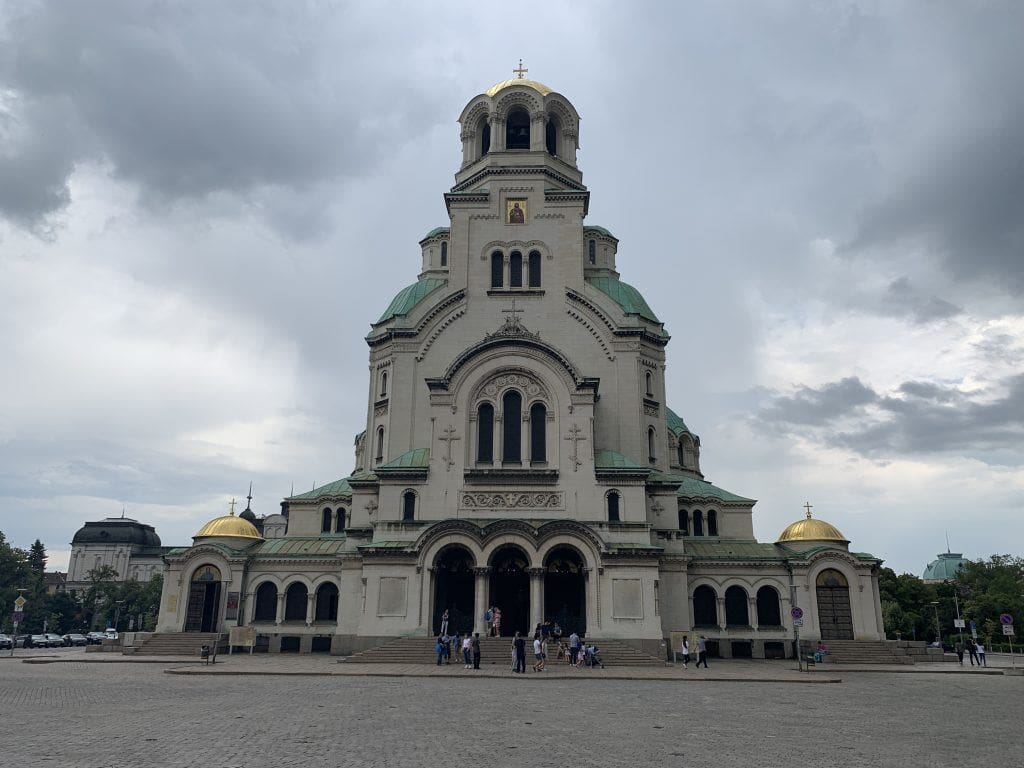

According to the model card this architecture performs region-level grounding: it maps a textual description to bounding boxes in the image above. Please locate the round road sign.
[791,607,804,620]
[1000,613,1014,625]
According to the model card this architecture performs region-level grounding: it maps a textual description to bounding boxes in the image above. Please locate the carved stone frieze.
[461,491,564,510]
[474,371,549,405]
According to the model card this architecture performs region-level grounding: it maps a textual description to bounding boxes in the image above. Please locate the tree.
[28,539,47,575]
[0,530,33,633]
[83,565,121,629]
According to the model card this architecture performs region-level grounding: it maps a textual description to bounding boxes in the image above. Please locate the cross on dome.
[803,501,813,519]
[513,59,528,79]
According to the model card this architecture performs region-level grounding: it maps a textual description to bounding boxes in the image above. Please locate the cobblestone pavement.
[1,653,1019,768]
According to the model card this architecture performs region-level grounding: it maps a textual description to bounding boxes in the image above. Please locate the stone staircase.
[800,639,933,665]
[342,636,666,667]
[130,632,224,657]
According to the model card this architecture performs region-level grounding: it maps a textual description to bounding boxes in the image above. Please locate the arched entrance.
[816,569,854,640]
[433,546,475,635]
[544,546,586,635]
[489,546,530,636]
[184,564,221,632]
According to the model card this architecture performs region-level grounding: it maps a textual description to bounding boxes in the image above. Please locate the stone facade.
[157,75,885,657]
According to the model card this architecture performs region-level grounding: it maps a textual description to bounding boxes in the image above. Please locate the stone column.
[473,567,491,635]
[275,592,285,626]
[716,597,726,629]
[245,592,256,624]
[749,597,759,630]
[528,567,545,631]
[491,115,505,151]
[530,112,546,152]
[306,591,316,626]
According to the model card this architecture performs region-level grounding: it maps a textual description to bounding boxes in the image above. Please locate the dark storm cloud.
[0,1,441,226]
[877,277,961,324]
[754,374,1024,461]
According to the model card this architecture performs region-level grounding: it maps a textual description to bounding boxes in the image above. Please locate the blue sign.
[970,620,976,631]
[1000,613,1014,625]
[791,607,804,620]
[13,611,23,623]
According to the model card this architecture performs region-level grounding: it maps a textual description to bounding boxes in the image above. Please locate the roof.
[420,227,450,242]
[777,515,847,544]
[685,540,789,561]
[72,518,161,547]
[670,474,756,504]
[586,276,662,326]
[378,448,431,469]
[594,450,642,469]
[485,78,553,97]
[375,277,447,324]
[252,537,349,557]
[583,225,617,241]
[194,514,263,541]
[287,477,353,502]
[923,552,969,581]
[666,407,690,436]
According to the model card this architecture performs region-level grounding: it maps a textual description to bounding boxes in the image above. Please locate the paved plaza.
[1,650,1020,768]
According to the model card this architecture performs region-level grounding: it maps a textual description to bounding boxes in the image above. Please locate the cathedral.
[156,72,886,658]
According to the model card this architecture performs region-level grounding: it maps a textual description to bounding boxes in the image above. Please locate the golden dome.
[777,506,848,543]
[194,513,262,540]
[485,78,553,97]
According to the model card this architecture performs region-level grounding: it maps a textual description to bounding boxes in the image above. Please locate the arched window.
[678,508,688,534]
[402,491,416,522]
[756,586,782,627]
[314,583,339,622]
[648,427,657,461]
[321,508,332,533]
[545,118,557,155]
[509,251,523,287]
[380,371,387,397]
[284,582,307,621]
[502,390,522,463]
[477,403,494,463]
[335,508,346,532]
[693,585,717,626]
[506,108,530,149]
[479,118,490,156]
[491,251,503,288]
[707,509,718,536]
[725,586,749,626]
[607,491,621,522]
[440,241,448,267]
[693,510,704,536]
[375,427,385,463]
[645,371,653,396]
[528,251,541,287]
[588,239,596,264]
[677,441,685,467]
[253,582,277,622]
[529,403,546,462]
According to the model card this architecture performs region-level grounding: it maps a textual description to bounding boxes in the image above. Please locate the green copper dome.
[922,552,969,582]
[375,277,447,324]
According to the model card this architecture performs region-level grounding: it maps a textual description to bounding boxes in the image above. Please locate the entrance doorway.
[433,547,474,635]
[184,564,221,632]
[489,546,530,636]
[815,569,854,640]
[544,546,586,635]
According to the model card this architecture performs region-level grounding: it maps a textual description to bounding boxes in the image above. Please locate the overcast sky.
[2,1,1022,576]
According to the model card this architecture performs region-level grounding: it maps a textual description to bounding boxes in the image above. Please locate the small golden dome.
[777,505,848,543]
[194,513,262,540]
[485,78,553,97]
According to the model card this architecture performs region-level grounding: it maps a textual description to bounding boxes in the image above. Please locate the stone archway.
[184,564,221,633]
[544,545,586,635]
[489,545,530,637]
[433,546,475,636]
[816,569,854,640]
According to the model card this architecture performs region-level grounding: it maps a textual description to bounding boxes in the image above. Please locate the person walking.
[483,608,493,637]
[568,630,581,666]
[954,639,964,665]
[967,638,980,666]
[680,636,690,669]
[513,631,526,674]
[695,635,709,668]
[493,607,502,637]
[532,633,545,671]
[461,634,472,669]
[471,632,481,669]
[440,609,449,637]
[435,636,445,666]
[976,642,986,667]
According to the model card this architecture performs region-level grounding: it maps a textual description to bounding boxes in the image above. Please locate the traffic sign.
[791,607,804,620]
[13,596,26,609]
[793,618,804,628]
[1000,613,1013,625]
[1003,625,1015,636]
[953,619,965,629]
[969,620,976,631]
[13,611,24,623]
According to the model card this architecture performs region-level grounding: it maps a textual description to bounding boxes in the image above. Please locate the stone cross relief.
[439,424,460,471]
[564,423,587,472]
[364,499,378,520]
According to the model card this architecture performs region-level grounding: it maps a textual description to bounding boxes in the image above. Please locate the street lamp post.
[113,600,125,632]
[931,601,941,645]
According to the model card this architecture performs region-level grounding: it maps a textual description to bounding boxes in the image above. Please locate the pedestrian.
[532,632,545,671]
[513,631,526,674]
[954,640,964,665]
[493,606,502,637]
[967,639,980,666]
[568,630,581,666]
[695,635,709,668]
[471,632,481,669]
[462,634,472,668]
[435,635,444,666]
[976,642,986,667]
[483,608,493,637]
[681,635,690,669]
[440,608,449,637]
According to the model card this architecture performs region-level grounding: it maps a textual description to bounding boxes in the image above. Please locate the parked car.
[0,633,12,650]
[14,634,31,648]
[63,633,89,647]
[86,632,107,644]
[29,634,48,648]
[44,633,65,647]
[104,629,119,640]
